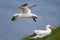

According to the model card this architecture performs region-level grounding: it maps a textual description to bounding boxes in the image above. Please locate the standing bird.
[32,25,52,38]
[11,3,40,22]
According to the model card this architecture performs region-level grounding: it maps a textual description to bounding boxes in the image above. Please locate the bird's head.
[11,13,19,21]
[46,25,51,30]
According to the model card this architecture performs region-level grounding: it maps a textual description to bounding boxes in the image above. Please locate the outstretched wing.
[21,3,28,6]
[19,3,37,14]
[28,4,37,9]
[19,3,31,14]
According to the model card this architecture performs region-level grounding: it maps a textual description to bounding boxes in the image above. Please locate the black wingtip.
[33,18,36,22]
[11,16,16,21]
[21,3,28,6]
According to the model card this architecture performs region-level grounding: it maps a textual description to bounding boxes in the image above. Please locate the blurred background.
[0,0,60,40]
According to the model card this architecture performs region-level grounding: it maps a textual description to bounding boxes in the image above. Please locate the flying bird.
[11,3,40,22]
[32,25,52,38]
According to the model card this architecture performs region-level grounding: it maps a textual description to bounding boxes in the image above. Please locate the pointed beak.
[36,16,40,18]
[37,16,42,19]
[51,26,56,29]
[11,16,17,21]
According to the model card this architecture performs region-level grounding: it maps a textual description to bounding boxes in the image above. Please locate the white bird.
[11,3,40,22]
[32,25,52,38]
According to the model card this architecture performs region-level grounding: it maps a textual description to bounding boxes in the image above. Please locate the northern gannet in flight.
[32,25,52,38]
[11,3,40,22]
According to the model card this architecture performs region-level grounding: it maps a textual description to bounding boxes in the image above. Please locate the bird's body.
[13,13,37,18]
[11,3,40,22]
[33,25,52,38]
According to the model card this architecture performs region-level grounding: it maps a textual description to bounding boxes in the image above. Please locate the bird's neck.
[46,28,51,31]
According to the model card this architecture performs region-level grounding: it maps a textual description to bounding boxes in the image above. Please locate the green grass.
[22,26,60,40]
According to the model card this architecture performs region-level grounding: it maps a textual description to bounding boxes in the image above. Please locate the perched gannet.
[11,3,40,22]
[33,25,52,38]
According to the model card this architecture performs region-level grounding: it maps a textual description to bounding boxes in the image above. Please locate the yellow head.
[46,25,51,30]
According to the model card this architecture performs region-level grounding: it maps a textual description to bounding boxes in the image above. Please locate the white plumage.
[33,25,52,38]
[11,3,40,22]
